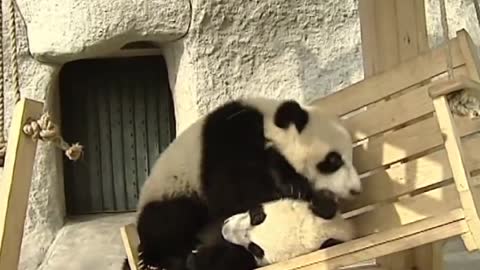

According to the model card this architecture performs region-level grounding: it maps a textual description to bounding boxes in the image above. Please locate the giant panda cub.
[134,97,361,270]
[220,198,356,268]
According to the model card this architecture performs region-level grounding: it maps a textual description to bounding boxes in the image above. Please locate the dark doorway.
[60,56,176,215]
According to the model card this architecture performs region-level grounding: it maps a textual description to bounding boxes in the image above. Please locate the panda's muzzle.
[221,213,251,245]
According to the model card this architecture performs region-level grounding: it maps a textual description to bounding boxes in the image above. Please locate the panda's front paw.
[187,243,256,270]
[310,190,338,220]
[319,238,345,249]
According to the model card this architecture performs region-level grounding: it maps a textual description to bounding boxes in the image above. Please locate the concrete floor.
[37,213,135,270]
[38,214,480,270]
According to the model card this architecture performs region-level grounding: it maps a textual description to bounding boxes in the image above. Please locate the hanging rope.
[0,1,6,164]
[0,0,84,161]
[438,0,480,118]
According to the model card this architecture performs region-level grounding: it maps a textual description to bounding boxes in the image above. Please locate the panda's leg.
[187,240,257,270]
[137,196,209,269]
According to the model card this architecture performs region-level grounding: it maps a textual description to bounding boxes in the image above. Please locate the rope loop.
[22,112,84,161]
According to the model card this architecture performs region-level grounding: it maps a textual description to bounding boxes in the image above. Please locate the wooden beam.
[120,224,140,270]
[0,98,43,270]
[359,0,428,77]
[358,1,444,269]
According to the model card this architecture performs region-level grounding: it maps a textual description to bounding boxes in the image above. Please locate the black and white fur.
[133,97,361,270]
[221,198,356,267]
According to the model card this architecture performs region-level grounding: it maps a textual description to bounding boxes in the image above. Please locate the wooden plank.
[121,224,140,270]
[145,80,160,175]
[309,39,464,117]
[457,30,480,102]
[61,74,89,214]
[346,136,480,212]
[457,30,480,81]
[348,184,461,237]
[257,209,466,270]
[396,0,419,62]
[359,0,378,77]
[353,115,440,173]
[134,79,148,196]
[376,0,400,73]
[354,2,439,268]
[158,75,174,153]
[351,104,480,175]
[121,76,139,210]
[294,220,466,270]
[98,80,115,212]
[86,83,103,212]
[428,77,480,98]
[0,98,43,270]
[345,83,434,142]
[433,95,480,250]
[110,79,127,211]
[414,0,429,53]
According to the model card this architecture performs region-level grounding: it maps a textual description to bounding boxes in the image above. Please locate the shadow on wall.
[292,43,363,102]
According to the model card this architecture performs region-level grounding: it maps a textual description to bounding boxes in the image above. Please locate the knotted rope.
[0,0,84,163]
[22,113,83,160]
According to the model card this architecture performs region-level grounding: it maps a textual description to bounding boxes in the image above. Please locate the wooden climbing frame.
[120,29,480,270]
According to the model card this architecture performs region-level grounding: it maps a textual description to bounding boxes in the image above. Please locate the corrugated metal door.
[60,56,176,215]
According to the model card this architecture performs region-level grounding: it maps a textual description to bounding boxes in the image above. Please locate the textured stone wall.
[0,0,478,269]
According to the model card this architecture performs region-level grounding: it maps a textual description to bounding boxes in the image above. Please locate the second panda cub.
[222,198,355,267]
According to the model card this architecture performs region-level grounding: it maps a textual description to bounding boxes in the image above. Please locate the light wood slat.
[456,30,480,105]
[121,224,140,270]
[396,0,420,62]
[375,0,399,73]
[345,84,434,142]
[257,209,466,270]
[428,77,480,98]
[352,108,480,174]
[348,184,461,237]
[347,138,480,212]
[310,38,464,116]
[457,30,480,82]
[0,98,43,270]
[433,95,480,251]
[296,220,466,270]
[414,0,429,54]
[358,0,378,77]
[353,115,439,173]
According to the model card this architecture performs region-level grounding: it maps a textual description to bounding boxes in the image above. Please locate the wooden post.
[358,0,444,269]
[120,224,140,270]
[0,98,43,270]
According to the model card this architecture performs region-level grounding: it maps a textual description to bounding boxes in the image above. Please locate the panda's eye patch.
[248,242,265,258]
[317,151,344,174]
[249,205,266,226]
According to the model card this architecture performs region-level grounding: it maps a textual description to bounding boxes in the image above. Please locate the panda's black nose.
[350,189,361,196]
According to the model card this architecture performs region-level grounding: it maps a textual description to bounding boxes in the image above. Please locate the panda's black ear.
[274,101,309,133]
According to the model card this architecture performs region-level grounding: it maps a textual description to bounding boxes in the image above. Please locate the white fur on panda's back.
[137,97,283,212]
[137,117,206,211]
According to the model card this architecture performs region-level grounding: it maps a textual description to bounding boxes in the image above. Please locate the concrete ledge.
[16,0,191,63]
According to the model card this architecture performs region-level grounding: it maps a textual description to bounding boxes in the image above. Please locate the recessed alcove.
[59,55,176,216]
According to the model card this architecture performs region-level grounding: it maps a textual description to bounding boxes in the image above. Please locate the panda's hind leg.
[137,196,209,269]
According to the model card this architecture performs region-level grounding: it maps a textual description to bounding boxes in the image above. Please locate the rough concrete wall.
[163,0,364,131]
[1,2,65,270]
[0,0,478,269]
[15,0,191,63]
